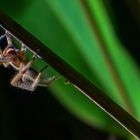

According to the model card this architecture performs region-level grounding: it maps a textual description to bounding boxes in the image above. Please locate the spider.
[0,32,59,91]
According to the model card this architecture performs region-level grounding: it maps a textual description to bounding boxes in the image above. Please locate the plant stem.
[0,11,140,139]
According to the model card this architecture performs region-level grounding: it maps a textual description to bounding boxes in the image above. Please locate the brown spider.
[0,32,59,91]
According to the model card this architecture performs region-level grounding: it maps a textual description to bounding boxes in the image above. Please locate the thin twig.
[0,11,140,139]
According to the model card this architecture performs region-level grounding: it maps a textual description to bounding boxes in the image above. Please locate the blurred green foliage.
[0,0,140,139]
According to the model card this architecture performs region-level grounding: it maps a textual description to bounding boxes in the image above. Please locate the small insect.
[0,32,59,91]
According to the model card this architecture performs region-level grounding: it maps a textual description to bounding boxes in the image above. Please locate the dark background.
[106,0,140,65]
[0,68,124,140]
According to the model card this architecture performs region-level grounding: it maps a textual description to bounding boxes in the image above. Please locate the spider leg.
[5,32,12,46]
[38,65,61,87]
[30,72,41,90]
[5,32,17,51]
[3,62,10,67]
[21,43,27,52]
[10,54,36,87]
[20,53,36,73]
[19,65,53,90]
[30,65,49,89]
[38,75,61,87]
[0,54,15,65]
[0,34,7,58]
[10,71,23,88]
[10,69,40,91]
[0,34,6,41]
[21,66,49,91]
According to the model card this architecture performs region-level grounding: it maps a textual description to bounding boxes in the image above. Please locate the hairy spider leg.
[0,32,16,67]
[21,43,27,51]
[11,64,50,91]
[6,31,12,46]
[38,75,61,87]
[38,65,61,87]
[0,33,7,61]
[9,43,27,71]
[10,53,36,88]
[31,65,49,88]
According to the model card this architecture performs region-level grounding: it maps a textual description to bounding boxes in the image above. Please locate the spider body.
[0,33,59,91]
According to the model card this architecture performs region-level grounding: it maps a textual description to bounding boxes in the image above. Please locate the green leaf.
[87,0,140,119]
